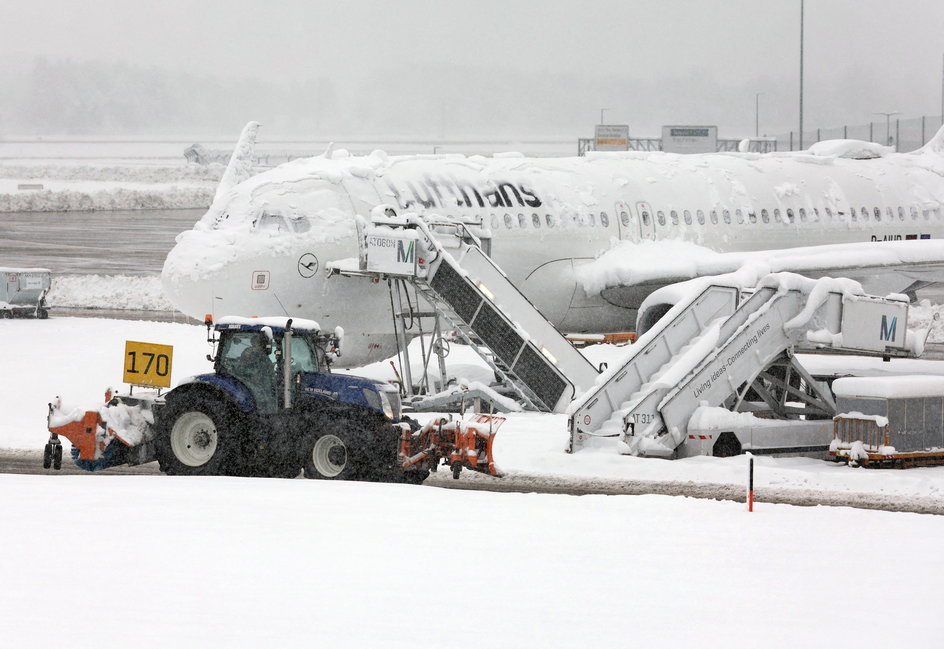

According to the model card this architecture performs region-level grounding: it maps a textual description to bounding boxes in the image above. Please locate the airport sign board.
[365,231,418,275]
[840,297,908,353]
[595,125,629,151]
[124,340,173,389]
[662,125,718,154]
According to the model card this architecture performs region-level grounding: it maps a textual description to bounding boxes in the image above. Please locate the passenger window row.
[457,202,942,233]
[652,204,943,227]
[487,211,613,230]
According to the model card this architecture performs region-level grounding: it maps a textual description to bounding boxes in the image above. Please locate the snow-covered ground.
[49,275,176,311]
[4,155,944,647]
[6,317,944,505]
[4,470,942,649]
[3,317,944,648]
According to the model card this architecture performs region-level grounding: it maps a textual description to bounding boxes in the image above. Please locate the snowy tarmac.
[0,207,203,274]
[5,317,944,508]
[3,471,943,649]
[3,160,944,647]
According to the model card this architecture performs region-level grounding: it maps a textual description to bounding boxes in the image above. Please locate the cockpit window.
[289,216,311,233]
[257,212,290,232]
[254,212,314,234]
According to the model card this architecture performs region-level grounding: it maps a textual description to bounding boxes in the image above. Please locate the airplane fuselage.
[162,139,944,367]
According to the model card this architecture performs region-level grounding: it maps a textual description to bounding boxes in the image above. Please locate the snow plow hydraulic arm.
[398,414,505,479]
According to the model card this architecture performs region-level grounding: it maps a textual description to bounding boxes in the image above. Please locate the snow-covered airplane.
[162,122,944,367]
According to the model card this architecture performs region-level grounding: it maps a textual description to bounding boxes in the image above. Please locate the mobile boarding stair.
[328,214,599,413]
[569,277,928,458]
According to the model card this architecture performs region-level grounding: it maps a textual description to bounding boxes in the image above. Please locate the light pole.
[600,108,610,124]
[874,111,900,147]
[799,0,804,150]
[755,92,764,138]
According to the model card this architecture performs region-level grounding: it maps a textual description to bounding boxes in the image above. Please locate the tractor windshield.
[219,332,278,413]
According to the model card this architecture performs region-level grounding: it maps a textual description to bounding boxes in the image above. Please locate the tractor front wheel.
[304,425,362,481]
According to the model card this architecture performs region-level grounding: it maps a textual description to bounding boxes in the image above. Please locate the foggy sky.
[4,0,943,138]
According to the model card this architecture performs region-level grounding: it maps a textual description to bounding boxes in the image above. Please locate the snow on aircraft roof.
[807,139,893,159]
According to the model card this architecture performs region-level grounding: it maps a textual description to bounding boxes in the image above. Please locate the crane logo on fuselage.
[383,175,542,211]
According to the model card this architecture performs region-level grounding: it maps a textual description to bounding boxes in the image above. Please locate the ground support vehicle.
[45,316,502,482]
[1,267,50,319]
[830,413,944,468]
[830,377,944,467]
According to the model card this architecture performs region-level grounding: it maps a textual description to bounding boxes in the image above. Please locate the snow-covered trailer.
[831,376,944,467]
[0,267,50,318]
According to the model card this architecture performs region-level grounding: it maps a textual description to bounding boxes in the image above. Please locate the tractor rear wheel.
[155,393,241,476]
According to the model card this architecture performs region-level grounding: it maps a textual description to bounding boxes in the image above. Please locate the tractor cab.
[209,316,335,415]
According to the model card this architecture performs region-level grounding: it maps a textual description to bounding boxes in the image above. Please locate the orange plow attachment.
[45,390,154,471]
[398,414,505,479]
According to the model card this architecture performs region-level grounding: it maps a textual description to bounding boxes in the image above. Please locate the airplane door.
[636,202,656,240]
[614,201,633,240]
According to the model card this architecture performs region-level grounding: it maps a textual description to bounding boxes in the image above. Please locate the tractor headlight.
[379,389,400,420]
[380,392,403,421]
[362,388,400,420]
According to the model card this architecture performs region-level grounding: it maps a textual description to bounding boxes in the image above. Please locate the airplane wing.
[580,239,944,308]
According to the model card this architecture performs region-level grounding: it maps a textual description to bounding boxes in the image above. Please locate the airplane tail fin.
[917,122,944,155]
[213,121,260,204]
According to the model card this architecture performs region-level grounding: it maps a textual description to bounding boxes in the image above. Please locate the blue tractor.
[153,316,426,483]
[47,315,503,481]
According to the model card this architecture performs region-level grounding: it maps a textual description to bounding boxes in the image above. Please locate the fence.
[773,114,944,153]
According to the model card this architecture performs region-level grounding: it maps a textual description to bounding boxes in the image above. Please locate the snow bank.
[0,163,224,183]
[47,275,174,311]
[0,185,214,212]
[0,163,220,212]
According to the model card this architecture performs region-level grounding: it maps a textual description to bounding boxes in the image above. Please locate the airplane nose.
[161,226,225,318]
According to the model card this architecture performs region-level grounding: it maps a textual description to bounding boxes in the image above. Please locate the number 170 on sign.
[123,340,174,388]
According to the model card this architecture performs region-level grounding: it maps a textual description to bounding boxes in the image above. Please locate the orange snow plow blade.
[45,390,151,471]
[399,413,505,479]
[47,407,105,461]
